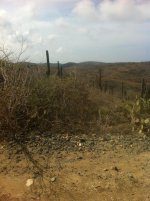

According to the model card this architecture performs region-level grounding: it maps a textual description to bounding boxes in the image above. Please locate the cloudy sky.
[0,0,150,63]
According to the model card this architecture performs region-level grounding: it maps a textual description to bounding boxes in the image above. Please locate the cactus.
[146,85,150,99]
[125,98,150,134]
[121,82,128,100]
[46,50,50,76]
[122,81,124,99]
[60,65,63,78]
[141,78,146,98]
[99,68,102,91]
[104,81,108,93]
[57,61,60,77]
[57,61,63,78]
[110,86,114,95]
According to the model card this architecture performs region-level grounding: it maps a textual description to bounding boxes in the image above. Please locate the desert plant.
[28,76,98,133]
[141,78,146,98]
[124,97,150,135]
[46,50,50,76]
[98,68,102,91]
[0,65,32,141]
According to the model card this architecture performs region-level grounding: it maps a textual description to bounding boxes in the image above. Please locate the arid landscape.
[0,60,150,201]
[1,0,150,200]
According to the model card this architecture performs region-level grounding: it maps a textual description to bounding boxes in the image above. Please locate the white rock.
[51,177,56,182]
[26,179,34,187]
[78,143,82,147]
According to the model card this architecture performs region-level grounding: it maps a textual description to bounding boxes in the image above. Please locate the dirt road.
[0,134,150,201]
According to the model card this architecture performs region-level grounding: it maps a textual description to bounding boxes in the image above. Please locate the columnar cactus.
[46,50,50,76]
[99,68,102,91]
[141,78,146,98]
[57,61,60,77]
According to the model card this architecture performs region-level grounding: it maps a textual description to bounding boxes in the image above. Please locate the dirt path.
[0,142,150,201]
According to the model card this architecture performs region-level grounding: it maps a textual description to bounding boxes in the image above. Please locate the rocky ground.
[0,128,150,201]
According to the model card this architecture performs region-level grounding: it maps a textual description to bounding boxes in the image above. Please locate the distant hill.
[62,62,77,68]
[10,60,150,97]
[37,61,105,68]
[20,61,150,70]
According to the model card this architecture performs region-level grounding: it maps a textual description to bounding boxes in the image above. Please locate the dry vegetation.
[1,57,150,149]
[1,55,150,201]
[0,59,126,143]
[0,65,98,141]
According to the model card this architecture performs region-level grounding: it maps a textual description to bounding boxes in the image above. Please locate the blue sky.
[0,0,150,63]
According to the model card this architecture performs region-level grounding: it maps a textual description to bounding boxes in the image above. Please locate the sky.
[0,0,150,63]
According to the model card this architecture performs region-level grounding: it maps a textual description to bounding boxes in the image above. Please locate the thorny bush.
[0,64,98,142]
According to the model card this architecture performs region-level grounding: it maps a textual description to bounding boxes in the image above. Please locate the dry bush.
[88,87,125,124]
[0,64,99,142]
[0,58,127,143]
[0,63,32,141]
[28,76,98,133]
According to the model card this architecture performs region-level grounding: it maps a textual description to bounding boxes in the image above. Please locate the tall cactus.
[99,68,102,91]
[121,81,124,99]
[57,61,63,78]
[104,81,108,93]
[60,65,63,78]
[46,50,50,76]
[141,78,146,98]
[57,61,60,77]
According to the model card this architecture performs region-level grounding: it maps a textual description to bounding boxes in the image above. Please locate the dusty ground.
[0,132,150,201]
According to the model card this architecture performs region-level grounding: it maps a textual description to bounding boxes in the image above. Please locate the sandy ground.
[0,137,150,201]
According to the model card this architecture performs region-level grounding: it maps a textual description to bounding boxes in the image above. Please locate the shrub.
[28,76,98,133]
[0,66,99,142]
[0,65,32,141]
[124,97,150,135]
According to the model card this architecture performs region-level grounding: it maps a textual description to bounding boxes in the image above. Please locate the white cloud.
[48,34,58,41]
[0,9,11,28]
[56,47,63,54]
[0,0,150,62]
[54,17,69,28]
[138,1,150,20]
[0,9,7,16]
[73,0,98,21]
[78,27,89,34]
[73,0,150,22]
[99,0,136,21]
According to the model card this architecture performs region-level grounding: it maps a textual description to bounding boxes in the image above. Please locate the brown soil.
[0,134,150,201]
